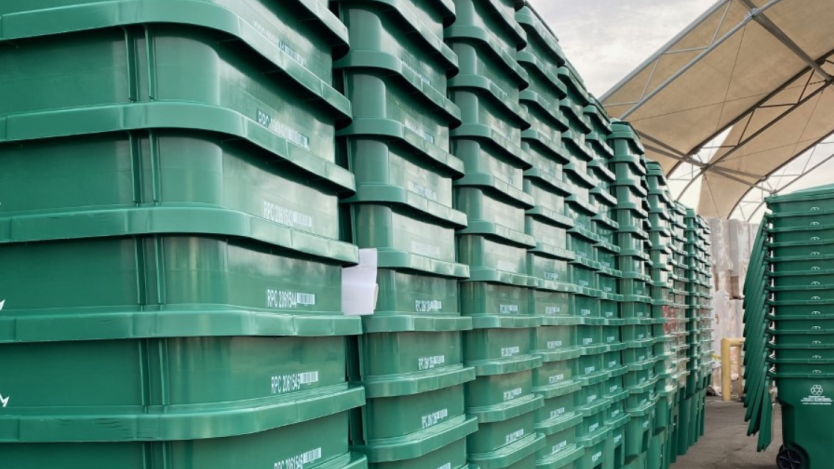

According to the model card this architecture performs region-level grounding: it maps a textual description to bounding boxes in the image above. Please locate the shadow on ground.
[672,396,781,469]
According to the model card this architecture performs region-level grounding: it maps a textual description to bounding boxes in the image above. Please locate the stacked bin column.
[608,122,657,469]
[683,210,712,448]
[445,1,547,467]
[334,1,480,467]
[645,161,685,469]
[0,2,367,467]
[696,216,715,421]
[557,64,614,469]
[585,100,631,469]
[669,202,694,457]
[744,185,834,468]
[516,7,587,469]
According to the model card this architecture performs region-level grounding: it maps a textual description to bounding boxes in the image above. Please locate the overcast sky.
[527,0,719,97]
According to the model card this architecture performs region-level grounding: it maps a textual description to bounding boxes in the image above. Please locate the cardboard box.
[730,276,744,299]
[715,270,733,294]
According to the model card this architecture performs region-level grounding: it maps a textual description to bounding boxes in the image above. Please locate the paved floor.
[672,397,782,469]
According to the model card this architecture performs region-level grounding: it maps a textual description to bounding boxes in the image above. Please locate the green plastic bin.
[0,411,369,469]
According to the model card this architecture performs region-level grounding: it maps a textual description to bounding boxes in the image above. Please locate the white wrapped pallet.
[709,217,733,273]
[729,219,750,277]
[711,291,731,393]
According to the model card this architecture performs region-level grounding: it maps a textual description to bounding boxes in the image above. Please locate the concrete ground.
[672,396,782,469]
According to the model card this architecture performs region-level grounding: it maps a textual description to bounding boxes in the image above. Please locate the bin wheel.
[776,447,803,469]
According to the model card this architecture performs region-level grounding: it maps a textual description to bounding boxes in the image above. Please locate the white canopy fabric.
[601,0,834,218]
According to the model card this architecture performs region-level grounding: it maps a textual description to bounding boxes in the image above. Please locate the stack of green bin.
[682,210,711,450]
[700,217,715,438]
[445,1,547,468]
[745,184,834,469]
[741,220,774,455]
[694,215,715,416]
[556,65,617,469]
[585,100,631,469]
[670,202,698,457]
[607,121,657,469]
[668,203,692,415]
[644,160,684,469]
[333,1,481,467]
[516,7,586,469]
[0,1,369,467]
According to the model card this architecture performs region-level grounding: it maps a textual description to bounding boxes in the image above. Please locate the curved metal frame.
[731,131,834,220]
[602,0,834,217]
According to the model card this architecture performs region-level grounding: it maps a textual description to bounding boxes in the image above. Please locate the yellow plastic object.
[721,338,745,401]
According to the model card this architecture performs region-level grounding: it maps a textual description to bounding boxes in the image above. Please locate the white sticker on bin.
[341,249,378,316]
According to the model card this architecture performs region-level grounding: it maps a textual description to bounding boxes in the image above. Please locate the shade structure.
[601,0,834,219]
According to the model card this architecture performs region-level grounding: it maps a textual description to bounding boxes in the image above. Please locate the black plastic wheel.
[776,447,804,469]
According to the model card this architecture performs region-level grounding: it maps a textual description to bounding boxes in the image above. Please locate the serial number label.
[505,429,525,445]
[415,300,443,313]
[400,58,432,86]
[503,387,523,401]
[551,440,568,454]
[545,306,561,315]
[263,201,314,229]
[549,373,565,384]
[267,289,316,309]
[544,271,560,281]
[253,22,307,68]
[274,448,321,469]
[500,304,519,315]
[501,346,520,358]
[408,181,439,202]
[418,355,446,371]
[550,407,566,420]
[257,111,310,149]
[271,372,319,394]
[404,119,435,144]
[547,340,563,349]
[421,408,448,429]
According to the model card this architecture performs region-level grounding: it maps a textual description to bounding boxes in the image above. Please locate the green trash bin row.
[448,3,554,466]
[3,2,720,469]
[0,0,378,466]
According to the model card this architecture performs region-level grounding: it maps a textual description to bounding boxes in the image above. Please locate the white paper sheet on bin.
[342,248,378,316]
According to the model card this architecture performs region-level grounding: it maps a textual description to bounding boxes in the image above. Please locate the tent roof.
[601,0,834,218]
